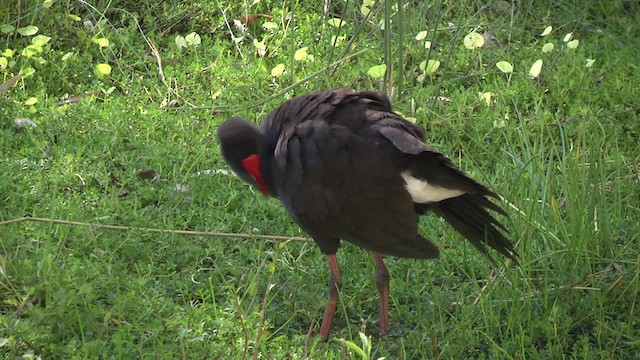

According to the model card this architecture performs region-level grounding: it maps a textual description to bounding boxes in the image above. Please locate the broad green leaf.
[330,35,346,46]
[43,0,54,8]
[566,39,579,49]
[61,52,74,61]
[367,64,387,79]
[542,43,554,53]
[3,48,14,57]
[528,59,543,78]
[271,63,285,77]
[21,44,42,57]
[32,35,51,46]
[585,58,595,68]
[25,97,38,106]
[267,261,276,274]
[1,24,15,34]
[418,59,441,74]
[253,39,266,56]
[480,92,493,106]
[262,21,277,30]
[17,25,38,36]
[67,14,81,21]
[563,32,573,42]
[327,18,345,27]
[463,31,484,49]
[294,47,308,61]
[20,67,36,77]
[415,30,428,41]
[0,57,7,68]
[496,61,513,73]
[96,63,112,75]
[175,35,187,49]
[92,37,109,48]
[185,32,201,46]
[360,0,375,16]
[540,26,552,36]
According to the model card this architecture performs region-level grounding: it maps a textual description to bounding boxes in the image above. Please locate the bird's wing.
[364,105,516,262]
[273,119,439,259]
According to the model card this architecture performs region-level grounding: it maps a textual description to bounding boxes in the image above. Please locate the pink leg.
[372,252,390,336]
[319,254,342,340]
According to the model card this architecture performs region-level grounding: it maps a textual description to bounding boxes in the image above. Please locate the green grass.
[1,0,639,358]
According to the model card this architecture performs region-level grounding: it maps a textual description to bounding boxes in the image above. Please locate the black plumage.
[217,88,516,339]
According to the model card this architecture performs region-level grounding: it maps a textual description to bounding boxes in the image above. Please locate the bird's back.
[263,89,440,258]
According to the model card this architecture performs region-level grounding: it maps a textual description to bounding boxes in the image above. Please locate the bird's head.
[217,117,269,196]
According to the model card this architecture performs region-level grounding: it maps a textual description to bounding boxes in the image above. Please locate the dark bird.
[217,89,516,340]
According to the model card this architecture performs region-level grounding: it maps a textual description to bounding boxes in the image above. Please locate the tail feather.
[431,194,517,263]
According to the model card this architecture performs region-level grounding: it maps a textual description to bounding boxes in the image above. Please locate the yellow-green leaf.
[338,339,367,358]
[262,21,277,30]
[496,61,513,73]
[294,47,308,61]
[0,57,7,68]
[185,32,201,46]
[253,39,266,56]
[61,52,74,61]
[463,31,484,49]
[96,63,112,75]
[540,26,552,37]
[20,67,36,78]
[367,64,387,79]
[271,63,285,77]
[563,32,573,42]
[32,35,51,46]
[21,44,42,57]
[92,37,109,48]
[330,35,346,46]
[1,24,15,34]
[415,30,428,41]
[3,48,14,57]
[542,43,554,53]
[480,92,493,106]
[175,35,187,49]
[43,0,54,8]
[67,14,81,21]
[17,25,38,36]
[566,39,579,49]
[585,58,595,68]
[424,41,432,49]
[420,59,440,74]
[528,59,543,78]
[25,97,38,106]
[360,0,375,16]
[327,18,345,27]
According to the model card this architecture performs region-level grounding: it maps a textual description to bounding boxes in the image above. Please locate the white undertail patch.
[401,171,465,203]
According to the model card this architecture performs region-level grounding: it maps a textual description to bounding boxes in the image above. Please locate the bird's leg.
[319,254,342,340]
[372,252,390,337]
